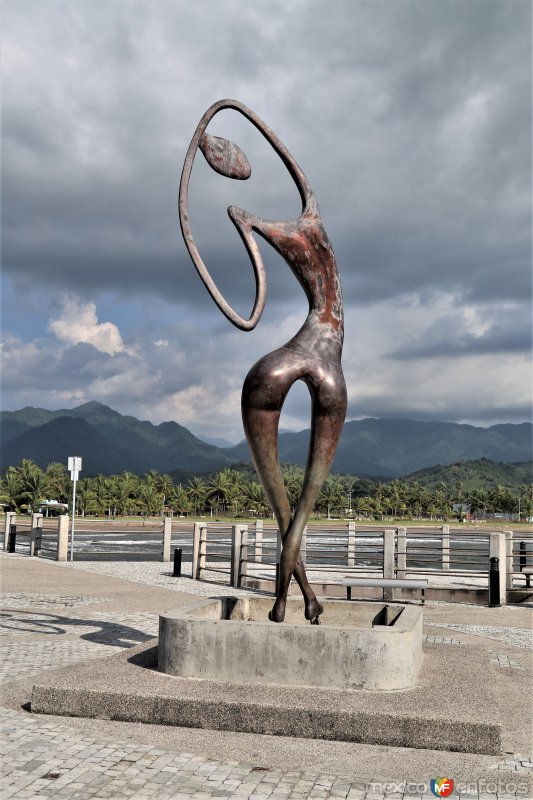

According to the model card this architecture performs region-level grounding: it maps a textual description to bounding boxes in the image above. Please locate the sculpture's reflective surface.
[179,100,346,623]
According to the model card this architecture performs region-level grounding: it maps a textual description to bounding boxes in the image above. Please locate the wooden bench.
[520,566,533,588]
[342,577,428,604]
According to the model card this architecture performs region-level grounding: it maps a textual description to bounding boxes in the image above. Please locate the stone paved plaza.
[1,552,532,799]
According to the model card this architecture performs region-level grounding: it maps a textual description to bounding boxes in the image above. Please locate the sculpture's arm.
[179,99,318,331]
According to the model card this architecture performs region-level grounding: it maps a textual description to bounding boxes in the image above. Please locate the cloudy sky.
[2,0,531,442]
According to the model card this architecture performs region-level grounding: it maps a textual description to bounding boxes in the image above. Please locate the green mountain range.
[0,401,236,477]
[1,401,531,479]
[227,416,532,477]
[403,458,532,492]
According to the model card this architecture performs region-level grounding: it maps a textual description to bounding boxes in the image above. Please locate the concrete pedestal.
[159,597,423,691]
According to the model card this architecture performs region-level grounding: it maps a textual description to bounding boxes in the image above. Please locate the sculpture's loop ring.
[178,99,314,331]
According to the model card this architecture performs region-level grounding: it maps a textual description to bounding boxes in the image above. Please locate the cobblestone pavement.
[1,593,111,609]
[488,652,523,670]
[1,709,532,800]
[51,558,494,597]
[425,623,533,651]
[0,609,159,639]
[64,561,251,598]
[1,557,532,798]
[422,635,465,645]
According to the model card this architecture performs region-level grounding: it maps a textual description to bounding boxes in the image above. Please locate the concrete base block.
[159,597,423,691]
[30,641,502,755]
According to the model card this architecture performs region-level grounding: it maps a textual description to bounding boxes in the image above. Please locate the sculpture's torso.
[248,207,344,365]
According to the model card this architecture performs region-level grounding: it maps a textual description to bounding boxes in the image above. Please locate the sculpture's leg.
[242,360,322,621]
[242,403,322,616]
[270,377,347,623]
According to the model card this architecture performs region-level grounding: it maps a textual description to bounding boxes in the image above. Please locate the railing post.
[192,522,201,579]
[489,532,506,605]
[383,529,395,600]
[301,526,307,568]
[276,526,282,589]
[276,527,282,563]
[441,524,450,571]
[231,524,242,588]
[254,519,263,563]
[198,525,207,580]
[397,526,407,579]
[162,517,171,562]
[503,530,513,590]
[347,521,356,567]
[57,515,69,561]
[238,524,248,587]
[30,513,43,557]
[3,512,16,551]
[519,540,530,587]
[519,540,527,571]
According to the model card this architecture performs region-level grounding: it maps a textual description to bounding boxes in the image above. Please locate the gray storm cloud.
[1,0,531,436]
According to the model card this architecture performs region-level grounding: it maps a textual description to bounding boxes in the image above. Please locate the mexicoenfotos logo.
[430,777,454,797]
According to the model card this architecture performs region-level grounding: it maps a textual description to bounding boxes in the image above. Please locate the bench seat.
[520,566,533,588]
[342,577,428,603]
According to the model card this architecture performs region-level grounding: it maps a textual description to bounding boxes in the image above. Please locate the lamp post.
[68,457,82,561]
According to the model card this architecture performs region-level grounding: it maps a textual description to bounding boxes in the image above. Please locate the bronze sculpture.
[179,100,346,624]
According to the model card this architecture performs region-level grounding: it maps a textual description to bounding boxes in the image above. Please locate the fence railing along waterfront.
[3,514,533,601]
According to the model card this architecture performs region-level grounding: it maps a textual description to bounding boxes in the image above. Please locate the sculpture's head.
[199,133,251,181]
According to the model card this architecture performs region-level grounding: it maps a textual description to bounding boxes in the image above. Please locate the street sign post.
[67,456,82,561]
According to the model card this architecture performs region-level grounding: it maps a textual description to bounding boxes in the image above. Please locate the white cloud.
[48,295,135,356]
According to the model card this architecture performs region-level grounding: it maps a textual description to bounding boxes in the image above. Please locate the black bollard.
[173,547,182,577]
[519,541,527,571]
[8,524,16,553]
[520,541,531,588]
[489,556,500,607]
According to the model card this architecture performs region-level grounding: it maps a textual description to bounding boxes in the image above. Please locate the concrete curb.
[30,643,502,756]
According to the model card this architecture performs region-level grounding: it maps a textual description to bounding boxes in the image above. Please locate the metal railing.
[188,522,526,606]
[511,533,533,586]
[3,513,531,603]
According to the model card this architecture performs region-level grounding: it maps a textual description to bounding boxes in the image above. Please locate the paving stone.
[2,555,532,798]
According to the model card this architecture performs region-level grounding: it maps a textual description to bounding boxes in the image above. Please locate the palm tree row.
[1,459,531,521]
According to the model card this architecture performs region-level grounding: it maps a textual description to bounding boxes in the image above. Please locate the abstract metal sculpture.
[179,100,346,624]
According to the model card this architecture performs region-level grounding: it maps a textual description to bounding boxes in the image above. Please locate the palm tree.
[119,472,140,516]
[386,480,404,518]
[144,470,161,487]
[169,486,192,517]
[488,485,514,515]
[19,470,47,513]
[355,496,374,520]
[226,484,245,518]
[44,463,69,502]
[283,469,303,511]
[0,470,23,511]
[75,481,98,517]
[208,471,233,515]
[187,477,208,516]
[245,481,269,517]
[140,483,164,516]
[318,479,343,519]
[465,488,488,519]
[14,458,40,481]
[92,475,112,516]
[156,473,174,513]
